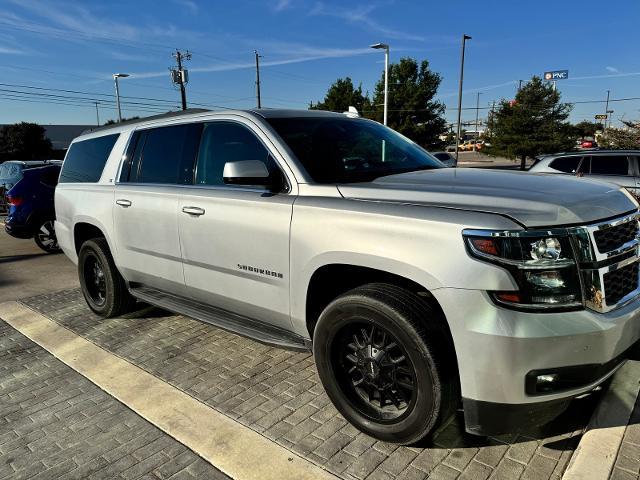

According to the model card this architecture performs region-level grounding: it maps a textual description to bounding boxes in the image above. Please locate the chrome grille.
[603,262,639,305]
[575,213,640,312]
[593,220,638,253]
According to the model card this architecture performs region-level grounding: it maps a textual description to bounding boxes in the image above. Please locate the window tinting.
[266,117,441,184]
[40,167,60,187]
[550,156,581,173]
[195,122,274,186]
[589,155,629,176]
[132,124,201,184]
[59,134,119,183]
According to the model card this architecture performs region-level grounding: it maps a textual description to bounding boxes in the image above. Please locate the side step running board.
[129,285,311,352]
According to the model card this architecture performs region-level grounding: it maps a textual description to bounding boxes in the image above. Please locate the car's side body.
[55,109,640,437]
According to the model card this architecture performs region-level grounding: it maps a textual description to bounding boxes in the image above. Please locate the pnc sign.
[544,70,569,81]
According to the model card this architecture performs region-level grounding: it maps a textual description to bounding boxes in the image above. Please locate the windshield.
[266,117,442,183]
[0,163,21,181]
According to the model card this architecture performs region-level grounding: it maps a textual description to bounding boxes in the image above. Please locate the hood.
[337,168,637,227]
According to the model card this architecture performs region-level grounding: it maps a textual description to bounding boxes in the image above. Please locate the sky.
[0,0,639,127]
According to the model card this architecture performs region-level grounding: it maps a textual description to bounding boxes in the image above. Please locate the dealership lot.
[0,233,619,480]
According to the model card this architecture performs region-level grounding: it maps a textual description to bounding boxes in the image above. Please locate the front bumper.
[433,287,640,434]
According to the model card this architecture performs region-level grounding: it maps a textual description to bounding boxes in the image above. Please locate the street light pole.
[474,92,481,153]
[455,34,472,162]
[370,43,390,126]
[604,90,610,130]
[113,73,129,123]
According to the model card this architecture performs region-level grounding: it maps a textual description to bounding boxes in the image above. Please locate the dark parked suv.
[0,160,61,214]
[5,164,61,253]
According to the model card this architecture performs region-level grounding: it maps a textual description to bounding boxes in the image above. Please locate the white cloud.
[309,2,425,42]
[0,45,24,54]
[173,0,199,13]
[273,0,292,11]
[129,46,375,79]
[606,66,619,73]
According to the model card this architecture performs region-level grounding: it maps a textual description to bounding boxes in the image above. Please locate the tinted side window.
[549,156,581,173]
[60,134,119,183]
[589,156,629,176]
[40,167,60,187]
[195,122,275,186]
[433,153,450,162]
[132,124,201,184]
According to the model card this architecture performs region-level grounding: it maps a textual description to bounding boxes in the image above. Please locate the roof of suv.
[539,149,640,158]
[81,108,348,136]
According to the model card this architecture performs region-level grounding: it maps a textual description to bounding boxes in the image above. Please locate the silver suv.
[529,150,640,198]
[55,109,640,444]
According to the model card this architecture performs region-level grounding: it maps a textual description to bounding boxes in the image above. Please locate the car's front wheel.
[78,238,136,317]
[313,283,456,445]
[34,218,61,253]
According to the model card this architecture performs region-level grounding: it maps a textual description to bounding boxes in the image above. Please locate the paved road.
[0,228,78,303]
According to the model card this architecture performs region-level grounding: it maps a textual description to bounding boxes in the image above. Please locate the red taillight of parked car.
[7,196,23,206]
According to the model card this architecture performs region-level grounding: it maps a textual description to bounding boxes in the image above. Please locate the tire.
[78,238,136,317]
[313,283,457,445]
[34,218,61,253]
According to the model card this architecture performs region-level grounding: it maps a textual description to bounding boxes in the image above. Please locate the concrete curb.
[562,360,640,480]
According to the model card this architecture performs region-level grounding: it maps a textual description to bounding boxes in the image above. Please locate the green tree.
[488,76,575,169]
[311,77,371,113]
[573,120,602,138]
[600,121,640,149]
[371,58,446,148]
[0,122,53,161]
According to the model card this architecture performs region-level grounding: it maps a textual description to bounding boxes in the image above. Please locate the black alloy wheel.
[313,283,457,444]
[34,219,60,253]
[333,322,417,422]
[83,253,107,307]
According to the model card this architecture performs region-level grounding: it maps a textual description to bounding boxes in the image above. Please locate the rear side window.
[433,153,451,162]
[549,156,581,173]
[59,134,119,183]
[127,124,201,184]
[40,167,60,187]
[589,155,630,176]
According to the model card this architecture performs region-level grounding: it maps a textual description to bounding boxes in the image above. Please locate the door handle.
[116,199,132,207]
[182,206,205,216]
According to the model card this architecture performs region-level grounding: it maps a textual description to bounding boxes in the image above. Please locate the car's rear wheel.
[78,238,136,317]
[313,283,456,445]
[34,219,60,253]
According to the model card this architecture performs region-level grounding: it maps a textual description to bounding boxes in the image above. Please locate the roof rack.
[81,108,210,135]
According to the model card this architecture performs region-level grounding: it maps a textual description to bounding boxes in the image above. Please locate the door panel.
[113,184,186,295]
[178,187,294,329]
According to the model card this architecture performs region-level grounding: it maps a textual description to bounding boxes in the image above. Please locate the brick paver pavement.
[0,320,229,480]
[21,289,600,480]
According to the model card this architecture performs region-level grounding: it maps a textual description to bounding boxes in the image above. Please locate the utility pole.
[518,79,523,91]
[473,92,481,153]
[171,49,191,110]
[254,50,262,109]
[455,34,472,162]
[94,102,100,126]
[604,90,610,130]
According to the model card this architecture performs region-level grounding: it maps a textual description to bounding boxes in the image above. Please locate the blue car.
[4,164,61,253]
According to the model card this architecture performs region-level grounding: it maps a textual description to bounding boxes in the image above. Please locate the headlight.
[464,230,583,311]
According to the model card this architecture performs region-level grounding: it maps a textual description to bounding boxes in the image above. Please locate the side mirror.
[223,160,276,188]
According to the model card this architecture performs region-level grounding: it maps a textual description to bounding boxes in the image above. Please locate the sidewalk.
[0,320,228,480]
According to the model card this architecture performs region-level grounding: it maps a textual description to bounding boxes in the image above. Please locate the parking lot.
[1,231,631,480]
